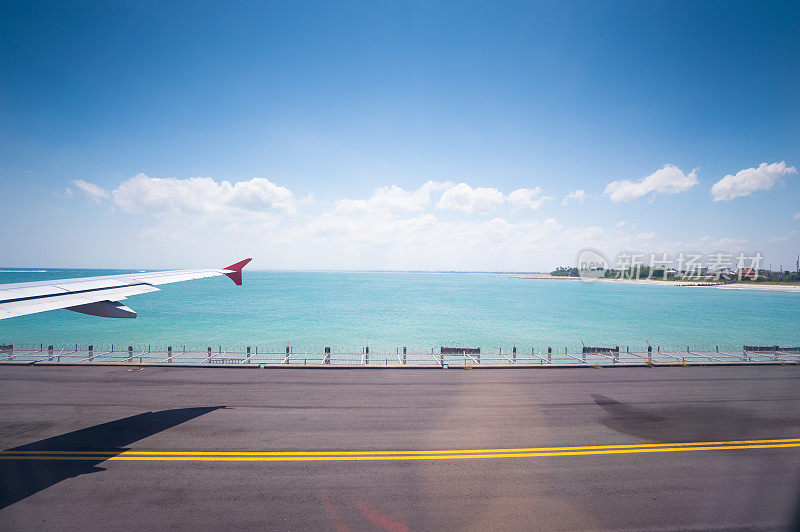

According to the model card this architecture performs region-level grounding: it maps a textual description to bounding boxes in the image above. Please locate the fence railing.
[1,343,798,367]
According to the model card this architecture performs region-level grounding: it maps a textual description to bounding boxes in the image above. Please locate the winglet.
[222,258,252,285]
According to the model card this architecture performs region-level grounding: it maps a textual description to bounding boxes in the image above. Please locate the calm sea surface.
[1,269,798,352]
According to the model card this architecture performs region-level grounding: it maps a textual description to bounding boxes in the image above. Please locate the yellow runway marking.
[2,437,800,456]
[1,438,799,461]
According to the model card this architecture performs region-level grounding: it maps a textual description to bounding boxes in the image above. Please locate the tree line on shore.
[550,266,800,283]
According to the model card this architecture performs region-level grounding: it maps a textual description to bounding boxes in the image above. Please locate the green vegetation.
[549,265,800,283]
[749,270,800,283]
[602,267,800,283]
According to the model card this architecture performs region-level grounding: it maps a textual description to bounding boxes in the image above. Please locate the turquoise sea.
[1,269,798,352]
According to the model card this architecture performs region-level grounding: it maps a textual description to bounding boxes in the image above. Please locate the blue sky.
[1,0,799,270]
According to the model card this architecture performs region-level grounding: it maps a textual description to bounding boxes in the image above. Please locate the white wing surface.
[0,259,251,320]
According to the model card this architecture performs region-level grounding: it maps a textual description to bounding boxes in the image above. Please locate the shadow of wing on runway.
[0,406,223,509]
[591,394,800,443]
[591,394,664,424]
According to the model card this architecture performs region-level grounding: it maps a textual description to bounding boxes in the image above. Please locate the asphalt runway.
[1,365,800,530]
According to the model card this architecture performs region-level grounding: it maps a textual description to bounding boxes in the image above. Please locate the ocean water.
[1,269,798,352]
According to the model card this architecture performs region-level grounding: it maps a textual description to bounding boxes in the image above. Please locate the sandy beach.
[522,275,800,293]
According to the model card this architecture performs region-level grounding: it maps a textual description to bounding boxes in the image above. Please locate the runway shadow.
[591,395,800,528]
[591,394,800,443]
[0,406,223,509]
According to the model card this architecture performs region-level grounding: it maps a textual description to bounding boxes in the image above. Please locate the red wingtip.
[223,258,252,285]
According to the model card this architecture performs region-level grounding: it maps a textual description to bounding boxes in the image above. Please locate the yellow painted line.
[1,442,799,461]
[2,438,800,457]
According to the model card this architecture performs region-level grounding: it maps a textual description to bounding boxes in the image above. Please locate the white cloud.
[768,230,798,243]
[604,165,698,202]
[73,179,110,202]
[614,220,638,231]
[562,189,587,206]
[435,183,505,214]
[300,198,683,271]
[334,181,451,214]
[307,210,440,245]
[308,182,455,246]
[694,235,750,250]
[111,173,297,217]
[508,187,552,210]
[55,187,74,199]
[710,161,797,202]
[51,172,792,271]
[795,212,800,220]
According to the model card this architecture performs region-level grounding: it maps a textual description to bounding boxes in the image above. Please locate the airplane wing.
[0,258,252,320]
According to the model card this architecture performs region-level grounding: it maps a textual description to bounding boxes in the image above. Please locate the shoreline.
[522,275,800,293]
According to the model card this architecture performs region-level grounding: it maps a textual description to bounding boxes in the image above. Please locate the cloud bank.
[111,174,298,216]
[710,161,797,202]
[508,187,552,210]
[435,183,505,214]
[562,189,587,206]
[604,165,698,202]
[57,170,796,270]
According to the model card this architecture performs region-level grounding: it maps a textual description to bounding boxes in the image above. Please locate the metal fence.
[1,342,798,367]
